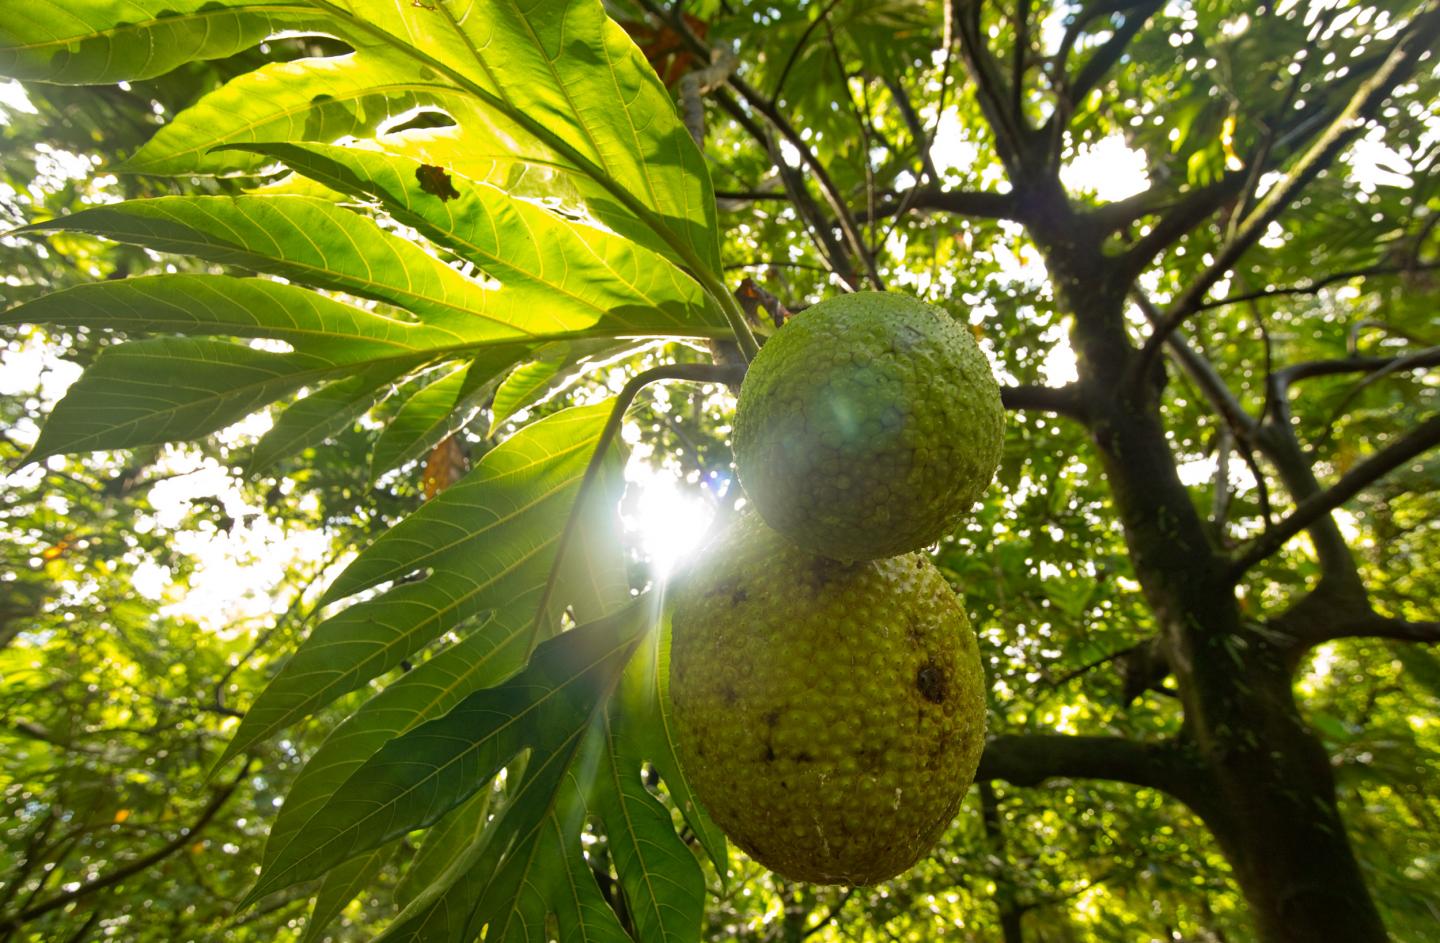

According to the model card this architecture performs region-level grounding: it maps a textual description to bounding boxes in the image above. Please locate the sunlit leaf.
[220,402,611,764]
[242,599,651,904]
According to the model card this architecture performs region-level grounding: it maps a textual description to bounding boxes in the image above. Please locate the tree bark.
[1065,283,1389,943]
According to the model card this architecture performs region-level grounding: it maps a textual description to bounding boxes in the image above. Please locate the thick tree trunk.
[1196,672,1387,943]
[1063,288,1388,942]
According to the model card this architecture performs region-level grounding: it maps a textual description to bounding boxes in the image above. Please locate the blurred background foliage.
[2,0,1437,940]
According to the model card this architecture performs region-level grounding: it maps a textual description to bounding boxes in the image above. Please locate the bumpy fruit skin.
[669,512,986,885]
[732,291,1003,561]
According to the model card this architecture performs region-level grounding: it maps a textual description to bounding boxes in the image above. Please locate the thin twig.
[1230,415,1440,579]
[0,759,254,933]
[1132,8,1440,388]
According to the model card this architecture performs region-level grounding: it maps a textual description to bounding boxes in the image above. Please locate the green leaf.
[368,355,512,479]
[228,143,726,339]
[616,613,729,880]
[297,0,722,275]
[2,275,476,460]
[1,274,460,354]
[221,402,610,763]
[19,196,534,341]
[481,756,635,943]
[0,0,309,83]
[26,338,351,460]
[490,340,631,435]
[257,607,535,883]
[128,50,457,176]
[588,713,706,943]
[300,843,398,943]
[377,728,614,943]
[242,599,650,904]
[392,784,494,909]
[251,360,424,473]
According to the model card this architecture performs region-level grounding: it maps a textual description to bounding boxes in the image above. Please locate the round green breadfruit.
[669,511,987,885]
[732,291,1004,561]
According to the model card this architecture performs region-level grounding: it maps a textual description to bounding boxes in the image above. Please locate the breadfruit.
[668,511,987,885]
[732,291,1003,561]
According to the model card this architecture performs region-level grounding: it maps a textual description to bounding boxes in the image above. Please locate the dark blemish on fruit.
[916,661,948,703]
[706,577,739,599]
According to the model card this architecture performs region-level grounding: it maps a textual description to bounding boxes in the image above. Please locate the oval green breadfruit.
[732,291,1004,561]
[669,511,987,885]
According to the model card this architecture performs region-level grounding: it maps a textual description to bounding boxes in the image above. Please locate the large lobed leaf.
[219,402,613,765]
[242,598,652,904]
[2,0,735,938]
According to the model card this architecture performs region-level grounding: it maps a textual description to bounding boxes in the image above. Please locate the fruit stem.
[699,270,762,362]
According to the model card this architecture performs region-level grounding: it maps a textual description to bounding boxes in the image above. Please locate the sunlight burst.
[622,465,718,578]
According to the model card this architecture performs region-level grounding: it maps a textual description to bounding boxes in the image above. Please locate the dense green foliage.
[1,1,1437,942]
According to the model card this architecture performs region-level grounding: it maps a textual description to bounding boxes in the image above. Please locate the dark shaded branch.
[637,0,881,287]
[801,887,857,940]
[857,187,1023,223]
[1011,0,1032,128]
[1042,640,1148,688]
[1310,612,1440,646]
[1063,0,1165,105]
[1197,261,1440,312]
[1274,347,1440,389]
[1134,8,1440,385]
[1230,415,1440,579]
[978,780,1025,943]
[1119,174,1247,274]
[0,760,253,933]
[1132,293,1254,433]
[734,77,884,288]
[770,0,847,99]
[952,0,1033,175]
[1000,383,1086,420]
[1131,292,1275,526]
[711,89,858,286]
[1313,346,1440,447]
[883,76,940,185]
[976,734,1190,797]
[713,189,792,202]
[7,720,104,755]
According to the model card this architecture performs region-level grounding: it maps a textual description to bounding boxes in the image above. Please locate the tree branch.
[1062,0,1165,106]
[1000,383,1087,420]
[0,759,253,933]
[883,76,941,186]
[1273,347,1440,389]
[637,0,882,288]
[952,0,1033,176]
[856,187,1023,223]
[1197,261,1440,312]
[1119,174,1247,274]
[801,887,857,940]
[1230,414,1440,579]
[976,733,1191,797]
[1311,612,1440,646]
[1133,7,1440,387]
[711,89,858,287]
